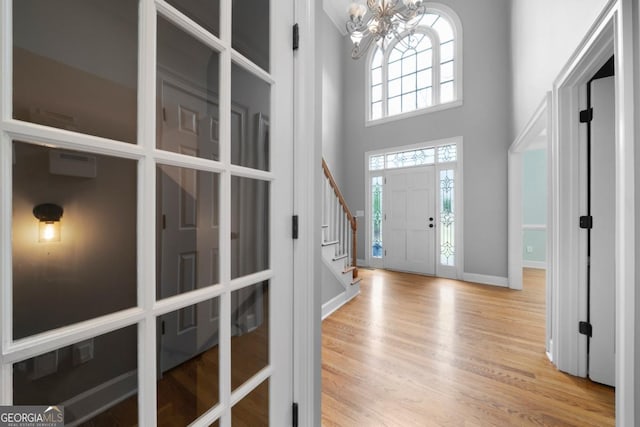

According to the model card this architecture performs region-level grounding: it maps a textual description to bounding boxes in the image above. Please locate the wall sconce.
[33,203,63,242]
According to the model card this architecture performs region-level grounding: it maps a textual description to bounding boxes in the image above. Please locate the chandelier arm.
[352,34,377,59]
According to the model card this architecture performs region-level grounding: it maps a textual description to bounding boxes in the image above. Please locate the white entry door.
[589,75,616,387]
[383,167,436,274]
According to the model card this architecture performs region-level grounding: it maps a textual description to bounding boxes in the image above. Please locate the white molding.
[462,273,508,288]
[522,261,547,270]
[321,288,360,320]
[356,258,367,267]
[365,100,463,127]
[522,224,547,230]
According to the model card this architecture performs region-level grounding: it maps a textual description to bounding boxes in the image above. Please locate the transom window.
[369,7,462,122]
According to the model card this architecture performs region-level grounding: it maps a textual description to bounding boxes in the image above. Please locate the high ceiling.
[324,0,348,36]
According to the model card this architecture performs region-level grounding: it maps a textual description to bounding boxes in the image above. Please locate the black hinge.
[293,24,299,51]
[579,321,592,337]
[162,107,167,122]
[161,320,166,335]
[292,215,299,239]
[292,402,299,427]
[579,215,593,229]
[579,108,593,123]
[162,214,167,230]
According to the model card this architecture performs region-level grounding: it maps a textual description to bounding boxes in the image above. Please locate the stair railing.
[322,159,358,278]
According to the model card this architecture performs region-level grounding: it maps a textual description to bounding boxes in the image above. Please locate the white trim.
[293,0,322,426]
[356,258,367,267]
[321,288,360,320]
[461,273,508,288]
[522,224,547,230]
[522,261,547,270]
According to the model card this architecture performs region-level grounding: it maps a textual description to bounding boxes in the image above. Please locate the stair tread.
[321,224,329,228]
[333,253,349,261]
[322,240,339,247]
[342,266,356,274]
[351,277,362,286]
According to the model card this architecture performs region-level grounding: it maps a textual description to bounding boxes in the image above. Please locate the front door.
[384,166,436,275]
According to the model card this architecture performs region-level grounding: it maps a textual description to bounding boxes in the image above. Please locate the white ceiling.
[323,0,349,36]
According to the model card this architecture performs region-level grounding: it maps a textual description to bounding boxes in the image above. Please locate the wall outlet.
[526,246,534,253]
[72,339,94,365]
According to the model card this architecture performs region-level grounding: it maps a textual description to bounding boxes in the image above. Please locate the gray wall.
[522,149,547,263]
[342,0,512,278]
[510,0,609,137]
[321,10,346,189]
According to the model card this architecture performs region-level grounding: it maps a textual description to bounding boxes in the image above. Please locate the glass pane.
[441,81,455,103]
[157,17,220,161]
[157,165,220,300]
[371,176,383,258]
[231,282,269,390]
[402,92,417,112]
[441,40,454,62]
[440,169,455,266]
[402,54,417,75]
[389,47,403,63]
[417,35,432,52]
[402,75,416,93]
[417,68,432,89]
[233,0,270,71]
[388,78,402,98]
[369,155,385,171]
[209,421,220,427]
[371,102,383,120]
[388,60,402,80]
[441,61,454,83]
[417,88,432,108]
[13,326,138,425]
[372,84,382,103]
[388,96,402,116]
[231,178,269,279]
[438,144,458,162]
[166,0,220,36]
[371,67,382,85]
[231,63,271,171]
[13,0,137,144]
[433,16,454,42]
[386,148,435,169]
[372,48,383,68]
[157,298,220,425]
[418,13,439,27]
[232,379,269,426]
[417,49,433,70]
[12,142,137,339]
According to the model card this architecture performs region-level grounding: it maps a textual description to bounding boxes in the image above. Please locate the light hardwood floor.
[321,268,615,426]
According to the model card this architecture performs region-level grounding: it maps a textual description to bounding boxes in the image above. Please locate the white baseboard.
[523,260,547,269]
[462,273,508,288]
[322,286,360,320]
[63,370,137,426]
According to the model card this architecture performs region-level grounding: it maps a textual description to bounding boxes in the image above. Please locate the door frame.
[507,93,553,359]
[550,0,636,424]
[363,137,464,280]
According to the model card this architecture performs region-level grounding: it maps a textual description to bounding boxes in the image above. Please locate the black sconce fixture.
[33,203,63,242]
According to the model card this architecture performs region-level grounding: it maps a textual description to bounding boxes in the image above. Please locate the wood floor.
[321,268,615,426]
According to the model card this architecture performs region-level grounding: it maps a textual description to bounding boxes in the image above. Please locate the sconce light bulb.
[43,222,55,241]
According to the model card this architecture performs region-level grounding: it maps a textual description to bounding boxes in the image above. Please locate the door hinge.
[162,214,167,230]
[162,107,167,122]
[292,402,299,427]
[579,321,592,337]
[579,215,593,229]
[579,108,593,123]
[292,215,299,239]
[161,320,166,335]
[293,24,299,51]
[384,250,387,256]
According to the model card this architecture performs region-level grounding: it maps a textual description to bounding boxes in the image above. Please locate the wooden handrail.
[322,159,358,278]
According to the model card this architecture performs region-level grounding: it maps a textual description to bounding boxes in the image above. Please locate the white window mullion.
[0,0,13,405]
[219,0,232,425]
[138,0,158,425]
[382,48,391,118]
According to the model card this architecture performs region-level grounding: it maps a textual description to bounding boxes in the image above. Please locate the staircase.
[321,159,361,319]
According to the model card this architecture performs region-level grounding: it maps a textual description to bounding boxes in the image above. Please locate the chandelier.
[347,0,426,59]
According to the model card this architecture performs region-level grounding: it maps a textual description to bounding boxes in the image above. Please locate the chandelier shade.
[346,0,426,59]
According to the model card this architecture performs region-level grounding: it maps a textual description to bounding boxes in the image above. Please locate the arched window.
[368,5,462,122]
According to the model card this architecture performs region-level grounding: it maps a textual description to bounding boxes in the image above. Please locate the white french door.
[383,166,436,275]
[1,0,294,425]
